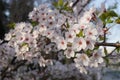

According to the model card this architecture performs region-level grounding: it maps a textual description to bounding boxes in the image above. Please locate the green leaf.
[104,48,108,56]
[116,47,120,53]
[21,43,28,47]
[64,1,69,7]
[76,30,84,37]
[107,10,118,17]
[53,2,58,8]
[99,10,118,24]
[31,21,38,26]
[8,23,16,29]
[115,18,120,24]
[93,46,99,50]
[58,0,64,7]
[106,17,113,23]
[63,1,72,12]
[99,13,106,23]
[104,57,109,67]
[99,35,104,41]
[63,6,73,12]
[86,49,91,56]
[66,19,70,28]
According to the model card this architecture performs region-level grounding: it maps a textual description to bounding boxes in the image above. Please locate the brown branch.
[103,25,106,43]
[72,0,80,8]
[71,0,92,15]
[95,42,120,47]
[78,0,91,15]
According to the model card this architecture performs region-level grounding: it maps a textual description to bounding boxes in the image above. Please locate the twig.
[95,42,120,47]
[104,48,116,58]
[78,0,91,15]
[72,0,80,8]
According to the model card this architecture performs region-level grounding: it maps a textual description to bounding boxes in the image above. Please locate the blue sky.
[89,0,120,43]
[89,0,120,52]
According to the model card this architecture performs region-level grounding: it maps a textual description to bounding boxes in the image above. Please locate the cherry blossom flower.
[57,37,67,50]
[64,47,75,58]
[15,32,25,43]
[4,33,12,41]
[0,3,106,79]
[72,37,86,51]
[43,29,54,39]
[36,24,47,33]
[71,24,80,34]
[84,24,98,40]
[65,31,76,43]
[39,57,47,67]
[22,23,33,33]
[0,39,3,44]
[24,33,34,44]
[90,49,104,67]
[15,22,26,31]
[50,33,60,43]
[85,38,95,50]
[74,53,89,66]
[20,44,29,53]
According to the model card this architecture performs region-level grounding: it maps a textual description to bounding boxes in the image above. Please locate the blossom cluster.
[0,3,105,80]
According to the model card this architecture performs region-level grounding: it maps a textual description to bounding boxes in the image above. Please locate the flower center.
[89,32,92,35]
[61,41,64,45]
[79,41,82,45]
[68,35,72,38]
[86,40,90,45]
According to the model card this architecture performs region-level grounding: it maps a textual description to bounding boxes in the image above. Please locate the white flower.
[0,39,3,44]
[74,53,89,66]
[39,57,47,67]
[50,33,60,43]
[4,33,12,41]
[38,24,47,33]
[84,25,98,40]
[90,49,104,67]
[24,34,34,44]
[71,24,80,34]
[73,23,87,30]
[32,30,39,38]
[47,12,55,22]
[47,20,56,29]
[72,37,86,51]
[64,47,75,58]
[20,44,29,53]
[65,31,76,43]
[79,8,95,24]
[22,23,33,33]
[15,32,25,43]
[96,27,104,36]
[57,14,66,25]
[57,37,67,50]
[43,29,54,39]
[15,22,26,31]
[85,38,95,50]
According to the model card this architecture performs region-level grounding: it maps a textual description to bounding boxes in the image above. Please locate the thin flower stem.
[104,48,116,58]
